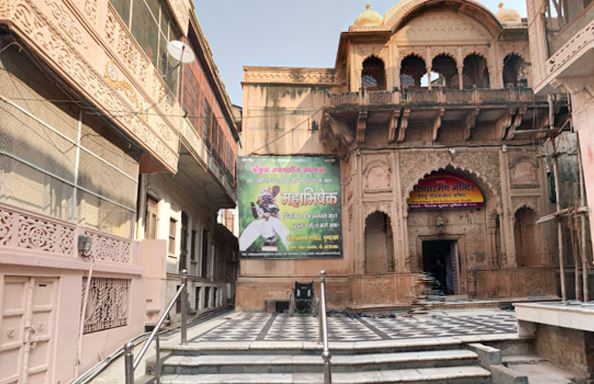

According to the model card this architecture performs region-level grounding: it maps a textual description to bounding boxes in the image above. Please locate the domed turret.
[496,2,522,24]
[352,3,384,29]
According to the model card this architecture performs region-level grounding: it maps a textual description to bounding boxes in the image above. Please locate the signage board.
[408,172,484,209]
[238,156,342,259]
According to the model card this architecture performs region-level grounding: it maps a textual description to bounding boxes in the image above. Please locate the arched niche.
[400,54,426,89]
[514,206,541,267]
[361,56,387,91]
[463,54,490,89]
[431,54,458,89]
[503,53,529,88]
[365,211,395,274]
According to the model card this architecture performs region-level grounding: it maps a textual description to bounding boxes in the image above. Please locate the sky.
[195,1,528,106]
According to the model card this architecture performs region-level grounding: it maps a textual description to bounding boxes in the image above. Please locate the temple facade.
[238,0,567,311]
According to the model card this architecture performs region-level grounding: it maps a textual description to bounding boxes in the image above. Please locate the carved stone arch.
[399,50,428,64]
[513,204,542,267]
[403,163,501,212]
[431,50,458,67]
[513,202,538,218]
[383,0,502,37]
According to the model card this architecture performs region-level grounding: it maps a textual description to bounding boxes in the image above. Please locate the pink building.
[0,0,239,382]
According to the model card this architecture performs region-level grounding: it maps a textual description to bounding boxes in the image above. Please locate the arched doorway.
[400,54,426,89]
[503,54,528,87]
[406,167,498,295]
[361,56,386,90]
[514,207,540,267]
[365,212,395,274]
[431,54,458,89]
[463,54,490,88]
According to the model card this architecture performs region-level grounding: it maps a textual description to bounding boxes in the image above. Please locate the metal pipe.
[320,270,332,384]
[133,279,187,368]
[124,342,134,384]
[155,333,161,384]
[181,269,188,345]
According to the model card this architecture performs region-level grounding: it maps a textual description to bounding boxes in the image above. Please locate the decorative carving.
[399,151,501,204]
[84,0,98,23]
[394,11,491,43]
[506,107,527,140]
[464,108,480,141]
[363,159,392,193]
[243,68,337,85]
[388,109,401,143]
[82,277,129,334]
[510,158,538,187]
[431,108,445,142]
[44,0,87,49]
[85,229,132,264]
[0,204,75,254]
[547,18,594,75]
[356,111,368,143]
[397,108,411,143]
[11,0,179,170]
[495,109,514,140]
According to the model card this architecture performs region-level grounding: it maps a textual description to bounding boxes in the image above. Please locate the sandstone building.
[238,0,567,311]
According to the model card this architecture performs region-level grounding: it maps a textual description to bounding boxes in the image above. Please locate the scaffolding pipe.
[577,137,590,302]
[549,95,566,302]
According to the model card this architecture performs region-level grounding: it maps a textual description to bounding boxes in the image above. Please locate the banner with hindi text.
[238,156,342,259]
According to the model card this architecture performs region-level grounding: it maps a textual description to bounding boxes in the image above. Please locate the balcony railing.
[0,203,136,266]
[326,88,541,109]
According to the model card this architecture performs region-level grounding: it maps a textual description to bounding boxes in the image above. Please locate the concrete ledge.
[468,343,502,367]
[490,364,529,384]
[515,302,594,332]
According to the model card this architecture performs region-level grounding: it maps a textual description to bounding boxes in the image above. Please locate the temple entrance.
[422,240,460,295]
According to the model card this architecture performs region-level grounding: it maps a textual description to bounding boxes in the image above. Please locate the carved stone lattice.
[0,205,75,254]
[85,230,131,264]
[0,210,13,245]
[82,277,130,334]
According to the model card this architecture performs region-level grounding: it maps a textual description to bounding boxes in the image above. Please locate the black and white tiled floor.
[194,311,517,342]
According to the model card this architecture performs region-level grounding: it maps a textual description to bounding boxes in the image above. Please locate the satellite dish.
[167,40,195,64]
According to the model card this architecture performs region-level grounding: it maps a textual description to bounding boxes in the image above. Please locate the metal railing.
[124,269,189,384]
[319,270,332,383]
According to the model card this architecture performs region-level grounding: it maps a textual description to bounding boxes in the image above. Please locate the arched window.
[514,207,540,267]
[463,54,490,89]
[431,54,458,89]
[503,54,528,88]
[400,55,426,89]
[365,212,395,273]
[361,56,386,90]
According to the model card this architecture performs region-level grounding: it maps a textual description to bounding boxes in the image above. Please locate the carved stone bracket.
[356,111,368,143]
[388,109,401,143]
[397,108,411,143]
[431,108,445,142]
[506,107,527,140]
[495,108,514,140]
[464,108,480,141]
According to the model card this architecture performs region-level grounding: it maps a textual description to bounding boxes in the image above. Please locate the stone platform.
[191,310,518,343]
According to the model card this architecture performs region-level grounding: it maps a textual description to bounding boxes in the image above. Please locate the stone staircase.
[157,341,492,383]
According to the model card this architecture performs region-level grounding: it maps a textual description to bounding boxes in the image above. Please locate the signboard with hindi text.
[407,172,484,209]
[237,156,342,259]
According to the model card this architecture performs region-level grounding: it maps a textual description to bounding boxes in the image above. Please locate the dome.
[352,3,384,28]
[496,2,522,24]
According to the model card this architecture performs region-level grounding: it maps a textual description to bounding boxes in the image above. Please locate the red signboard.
[408,172,485,209]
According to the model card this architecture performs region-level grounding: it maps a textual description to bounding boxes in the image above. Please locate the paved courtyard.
[192,310,518,343]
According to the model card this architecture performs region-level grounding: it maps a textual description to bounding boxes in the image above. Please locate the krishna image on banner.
[238,156,342,259]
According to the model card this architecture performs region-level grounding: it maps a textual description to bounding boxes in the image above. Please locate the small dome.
[496,2,522,24]
[352,3,384,28]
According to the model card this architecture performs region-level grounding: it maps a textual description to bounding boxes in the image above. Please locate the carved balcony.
[0,203,139,269]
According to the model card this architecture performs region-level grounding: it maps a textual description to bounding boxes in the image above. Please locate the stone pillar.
[499,149,517,267]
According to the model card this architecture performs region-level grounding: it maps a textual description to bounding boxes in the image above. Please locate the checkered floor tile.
[194,311,517,342]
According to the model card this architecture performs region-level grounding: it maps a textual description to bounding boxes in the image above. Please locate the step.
[160,365,491,384]
[162,349,479,375]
